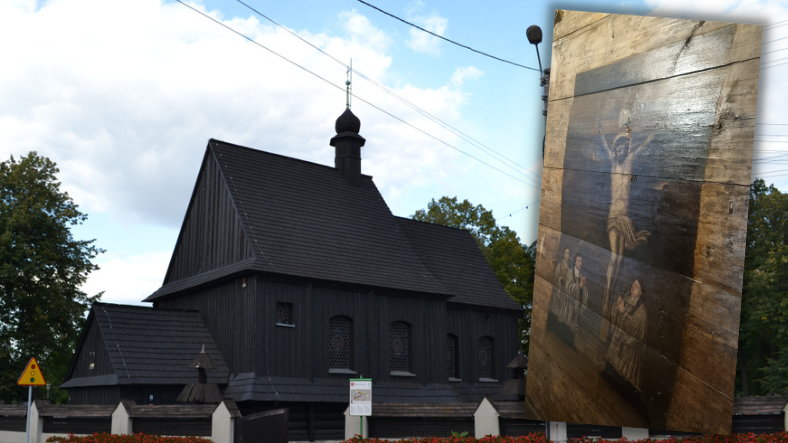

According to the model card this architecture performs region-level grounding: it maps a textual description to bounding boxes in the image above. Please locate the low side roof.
[62,303,229,387]
[395,217,520,311]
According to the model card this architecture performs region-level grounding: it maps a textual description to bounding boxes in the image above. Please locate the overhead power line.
[763,34,788,45]
[175,0,539,188]
[766,19,788,29]
[354,0,540,72]
[235,0,542,188]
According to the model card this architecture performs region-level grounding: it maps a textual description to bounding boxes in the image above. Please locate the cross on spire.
[346,60,353,108]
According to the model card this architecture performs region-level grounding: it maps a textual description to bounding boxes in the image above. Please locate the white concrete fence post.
[548,421,567,442]
[29,401,43,443]
[622,427,649,440]
[212,400,240,443]
[474,397,500,438]
[111,401,132,434]
[343,407,368,440]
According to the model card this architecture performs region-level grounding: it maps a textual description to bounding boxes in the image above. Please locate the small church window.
[479,336,494,380]
[276,302,294,326]
[328,316,352,370]
[447,334,459,380]
[390,321,411,373]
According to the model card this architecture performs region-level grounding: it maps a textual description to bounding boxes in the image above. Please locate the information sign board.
[349,378,372,416]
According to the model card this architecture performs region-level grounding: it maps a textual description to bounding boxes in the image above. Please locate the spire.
[331,63,365,182]
[346,60,353,109]
[176,344,222,404]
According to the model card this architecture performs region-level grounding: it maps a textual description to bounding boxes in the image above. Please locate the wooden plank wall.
[160,273,518,388]
[157,277,257,373]
[526,10,760,434]
[164,151,254,283]
[71,318,114,379]
[446,306,520,384]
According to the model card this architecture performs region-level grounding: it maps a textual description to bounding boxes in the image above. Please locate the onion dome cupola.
[330,106,366,183]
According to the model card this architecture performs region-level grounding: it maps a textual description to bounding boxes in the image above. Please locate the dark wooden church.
[62,107,522,439]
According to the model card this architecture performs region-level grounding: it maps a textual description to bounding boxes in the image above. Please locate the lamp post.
[527,25,550,156]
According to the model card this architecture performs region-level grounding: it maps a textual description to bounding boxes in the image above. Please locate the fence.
[0,400,240,443]
[344,397,788,441]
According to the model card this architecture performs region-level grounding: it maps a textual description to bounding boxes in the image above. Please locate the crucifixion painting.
[597,109,654,340]
[526,11,759,435]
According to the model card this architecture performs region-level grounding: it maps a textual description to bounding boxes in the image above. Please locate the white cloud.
[0,0,491,302]
[642,0,788,191]
[450,66,483,87]
[82,250,172,306]
[407,14,448,55]
[644,0,786,22]
[0,0,473,227]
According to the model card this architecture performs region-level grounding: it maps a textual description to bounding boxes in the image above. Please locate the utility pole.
[527,25,550,156]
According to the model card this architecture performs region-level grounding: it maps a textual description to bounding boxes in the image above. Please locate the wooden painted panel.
[527,10,760,435]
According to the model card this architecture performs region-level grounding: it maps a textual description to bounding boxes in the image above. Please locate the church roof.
[146,139,518,311]
[62,303,229,388]
[395,217,519,310]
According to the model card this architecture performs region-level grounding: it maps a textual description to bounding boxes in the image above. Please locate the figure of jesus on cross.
[598,109,655,341]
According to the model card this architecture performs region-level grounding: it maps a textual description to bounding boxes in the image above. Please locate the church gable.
[65,311,114,381]
[163,149,254,284]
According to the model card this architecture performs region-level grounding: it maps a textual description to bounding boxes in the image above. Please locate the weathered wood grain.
[536,167,563,232]
[543,96,571,169]
[549,13,743,101]
[666,364,735,434]
[693,182,751,292]
[703,59,760,186]
[527,9,759,434]
[552,10,607,41]
[680,283,741,393]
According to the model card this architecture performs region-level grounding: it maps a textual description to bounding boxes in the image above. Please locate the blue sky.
[0,0,785,305]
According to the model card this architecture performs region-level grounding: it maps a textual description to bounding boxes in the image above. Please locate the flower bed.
[45,433,212,443]
[343,432,788,443]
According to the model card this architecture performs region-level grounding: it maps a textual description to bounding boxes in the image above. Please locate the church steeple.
[330,65,365,182]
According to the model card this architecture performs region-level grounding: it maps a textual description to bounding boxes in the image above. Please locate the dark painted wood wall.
[164,151,254,284]
[156,273,518,385]
[447,304,520,384]
[71,316,113,379]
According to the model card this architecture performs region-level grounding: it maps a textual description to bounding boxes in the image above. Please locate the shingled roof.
[62,303,229,388]
[147,139,517,311]
[396,217,519,310]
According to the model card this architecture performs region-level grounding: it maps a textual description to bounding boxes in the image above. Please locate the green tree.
[737,179,787,395]
[413,196,536,353]
[0,152,102,403]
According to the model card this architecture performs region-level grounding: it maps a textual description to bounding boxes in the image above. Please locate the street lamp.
[527,25,550,154]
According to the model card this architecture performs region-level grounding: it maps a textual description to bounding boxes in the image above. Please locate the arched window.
[479,336,494,380]
[447,334,459,380]
[328,316,352,370]
[390,321,411,373]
